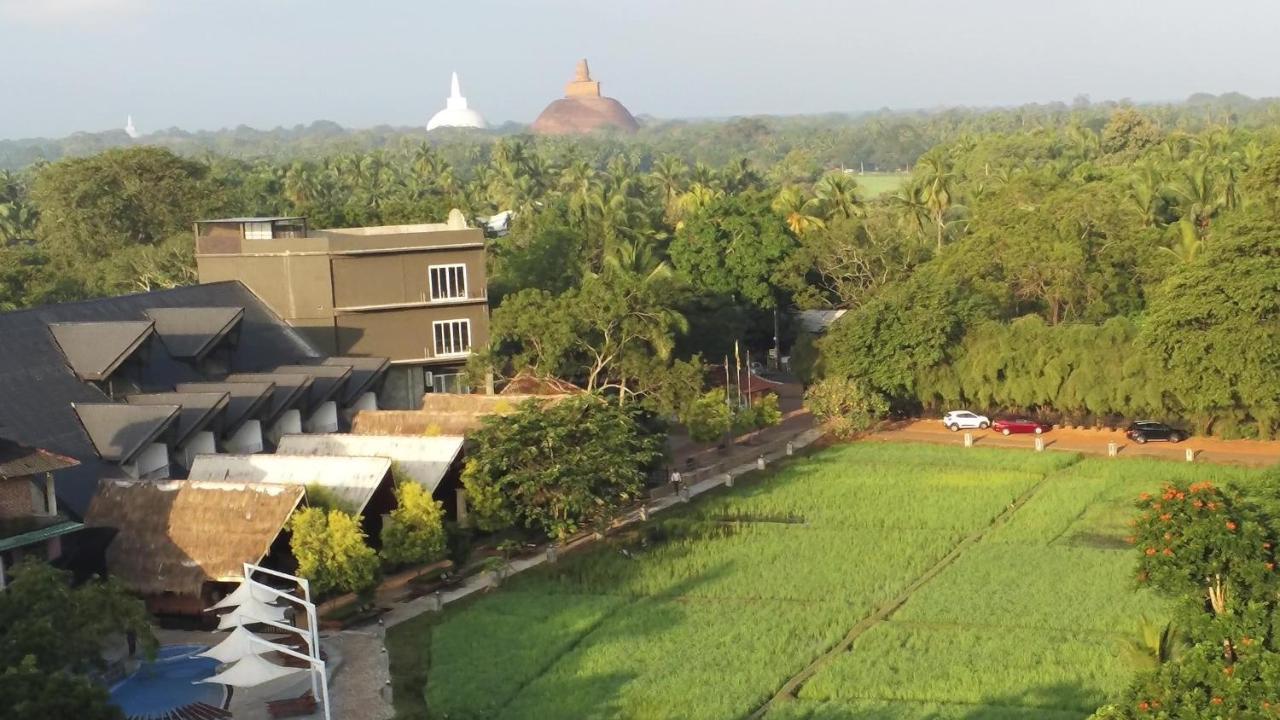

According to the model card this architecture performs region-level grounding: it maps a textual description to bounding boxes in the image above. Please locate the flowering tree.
[1101,481,1280,718]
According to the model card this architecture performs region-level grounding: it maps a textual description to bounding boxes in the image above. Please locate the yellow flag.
[734,340,741,371]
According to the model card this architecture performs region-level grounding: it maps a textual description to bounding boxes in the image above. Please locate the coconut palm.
[814,172,863,220]
[771,186,826,236]
[1126,160,1164,228]
[916,154,960,249]
[1159,219,1202,264]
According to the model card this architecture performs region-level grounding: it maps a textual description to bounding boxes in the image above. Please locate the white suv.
[943,410,990,431]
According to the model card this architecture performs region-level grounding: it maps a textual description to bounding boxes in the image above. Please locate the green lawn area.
[855,172,910,197]
[386,443,1263,719]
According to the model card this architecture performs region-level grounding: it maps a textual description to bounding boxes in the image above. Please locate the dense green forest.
[2,96,1279,437]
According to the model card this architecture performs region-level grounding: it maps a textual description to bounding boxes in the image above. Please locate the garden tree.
[0,560,156,720]
[819,264,997,403]
[778,211,920,310]
[289,507,381,597]
[486,271,689,398]
[461,396,665,541]
[1141,213,1280,438]
[684,390,732,443]
[669,191,796,310]
[380,472,448,568]
[803,377,889,438]
[1100,480,1280,718]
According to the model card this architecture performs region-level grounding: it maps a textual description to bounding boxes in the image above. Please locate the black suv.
[1125,421,1186,444]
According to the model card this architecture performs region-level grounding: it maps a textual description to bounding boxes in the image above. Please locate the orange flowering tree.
[1103,480,1280,718]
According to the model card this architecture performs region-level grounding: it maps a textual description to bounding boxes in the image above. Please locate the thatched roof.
[0,434,78,479]
[499,371,584,397]
[277,434,463,492]
[353,394,561,436]
[85,479,304,596]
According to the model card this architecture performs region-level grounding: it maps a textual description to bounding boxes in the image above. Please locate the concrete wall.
[330,249,487,308]
[197,255,335,320]
[334,304,490,362]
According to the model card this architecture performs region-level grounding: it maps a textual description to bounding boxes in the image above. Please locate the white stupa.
[427,72,487,131]
[124,115,139,139]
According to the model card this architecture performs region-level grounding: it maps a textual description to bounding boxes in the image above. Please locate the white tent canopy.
[199,626,267,664]
[198,651,305,688]
[276,433,463,493]
[209,579,285,610]
[216,595,288,630]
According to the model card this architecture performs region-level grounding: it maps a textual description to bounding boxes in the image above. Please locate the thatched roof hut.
[85,479,304,597]
[352,393,566,436]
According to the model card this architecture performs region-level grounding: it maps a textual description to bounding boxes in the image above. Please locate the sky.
[1,0,1278,139]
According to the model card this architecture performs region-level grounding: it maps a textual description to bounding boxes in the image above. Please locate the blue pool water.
[109,644,226,716]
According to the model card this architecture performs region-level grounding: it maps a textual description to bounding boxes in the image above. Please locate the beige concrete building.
[195,213,490,408]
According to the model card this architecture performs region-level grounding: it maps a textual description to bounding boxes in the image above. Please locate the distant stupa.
[124,115,139,139]
[531,59,638,135]
[427,72,487,131]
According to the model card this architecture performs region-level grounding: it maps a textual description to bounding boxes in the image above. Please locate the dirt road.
[875,419,1280,468]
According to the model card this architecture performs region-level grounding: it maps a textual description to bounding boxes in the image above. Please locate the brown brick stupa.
[531,59,639,135]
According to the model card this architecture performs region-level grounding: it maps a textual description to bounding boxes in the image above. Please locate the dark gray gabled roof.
[225,373,312,422]
[71,403,180,464]
[0,281,321,515]
[47,321,155,381]
[174,382,274,436]
[319,357,389,404]
[144,307,245,361]
[271,364,352,411]
[126,392,230,447]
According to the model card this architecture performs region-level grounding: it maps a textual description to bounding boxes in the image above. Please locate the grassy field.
[855,172,910,197]
[387,443,1264,720]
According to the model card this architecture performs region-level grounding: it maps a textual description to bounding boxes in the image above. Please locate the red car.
[992,418,1048,436]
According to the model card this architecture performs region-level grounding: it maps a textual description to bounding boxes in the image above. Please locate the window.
[244,222,273,240]
[429,372,470,394]
[429,264,468,301]
[433,319,472,357]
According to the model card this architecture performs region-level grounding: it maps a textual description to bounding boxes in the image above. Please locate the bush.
[804,377,889,438]
[290,507,381,597]
[684,390,732,443]
[752,393,782,428]
[380,475,448,569]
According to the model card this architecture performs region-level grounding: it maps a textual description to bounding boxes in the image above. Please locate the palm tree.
[771,187,826,236]
[1167,162,1222,236]
[814,172,863,220]
[648,155,687,219]
[916,155,959,249]
[0,202,36,245]
[1126,161,1164,228]
[1159,219,1202,264]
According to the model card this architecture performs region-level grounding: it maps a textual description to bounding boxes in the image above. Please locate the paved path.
[876,419,1280,467]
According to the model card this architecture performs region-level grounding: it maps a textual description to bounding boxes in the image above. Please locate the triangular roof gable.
[224,373,312,421]
[47,321,155,381]
[144,307,245,361]
[321,357,389,404]
[126,392,230,447]
[271,365,352,410]
[0,434,79,479]
[70,403,180,463]
[174,382,274,434]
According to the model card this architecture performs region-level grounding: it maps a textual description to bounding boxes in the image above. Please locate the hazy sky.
[1,0,1277,139]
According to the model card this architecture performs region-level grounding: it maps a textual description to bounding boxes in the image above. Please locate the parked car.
[943,410,990,431]
[1125,421,1186,444]
[993,418,1048,436]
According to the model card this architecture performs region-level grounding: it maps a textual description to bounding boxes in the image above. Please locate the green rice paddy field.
[387,442,1265,720]
[854,172,910,197]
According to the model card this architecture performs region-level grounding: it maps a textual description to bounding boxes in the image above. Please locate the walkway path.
[877,419,1280,467]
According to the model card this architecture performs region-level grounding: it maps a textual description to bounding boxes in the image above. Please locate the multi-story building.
[193,212,490,408]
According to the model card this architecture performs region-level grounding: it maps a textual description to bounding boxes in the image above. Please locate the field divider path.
[744,464,1073,720]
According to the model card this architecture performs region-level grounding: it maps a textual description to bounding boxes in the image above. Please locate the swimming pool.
[109,644,227,718]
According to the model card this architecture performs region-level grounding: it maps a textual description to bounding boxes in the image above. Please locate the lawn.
[386,443,1262,719]
[855,172,910,197]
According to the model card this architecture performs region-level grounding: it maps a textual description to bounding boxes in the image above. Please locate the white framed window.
[433,319,472,357]
[244,222,273,240]
[429,264,468,301]
[428,371,470,394]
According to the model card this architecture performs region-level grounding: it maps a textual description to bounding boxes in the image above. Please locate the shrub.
[684,390,732,443]
[380,475,448,568]
[804,377,889,438]
[290,507,381,597]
